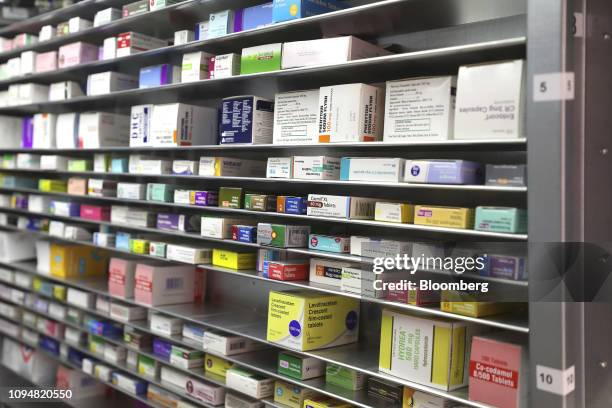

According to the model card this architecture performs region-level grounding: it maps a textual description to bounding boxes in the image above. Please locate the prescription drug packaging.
[232,225,256,243]
[186,378,226,405]
[375,202,414,223]
[257,223,309,248]
[293,156,340,180]
[78,112,129,148]
[272,0,346,22]
[340,157,404,182]
[274,381,315,408]
[67,158,92,171]
[49,81,83,101]
[368,377,404,405]
[35,51,57,73]
[150,103,218,146]
[50,244,107,278]
[58,42,98,68]
[454,60,525,139]
[117,182,146,200]
[138,355,160,379]
[116,32,167,57]
[212,248,256,270]
[102,37,116,60]
[166,244,212,264]
[194,21,209,40]
[220,95,274,144]
[110,303,146,322]
[150,313,182,336]
[318,83,384,143]
[134,264,196,306]
[308,234,350,253]
[245,194,276,211]
[150,0,182,10]
[326,363,366,390]
[149,241,166,257]
[267,157,293,178]
[146,183,174,202]
[235,2,273,31]
[199,157,266,177]
[111,372,147,395]
[383,76,456,141]
[207,9,235,39]
[210,53,241,79]
[277,196,307,214]
[18,83,49,105]
[88,179,117,197]
[282,36,389,69]
[157,213,200,232]
[86,71,137,95]
[225,393,262,408]
[469,333,528,408]
[205,354,233,378]
[218,187,243,208]
[479,254,527,281]
[309,258,354,287]
[68,17,92,33]
[307,194,376,219]
[474,207,527,234]
[201,217,244,239]
[172,160,198,175]
[267,291,359,351]
[273,89,319,144]
[379,309,475,390]
[122,0,149,17]
[94,8,121,26]
[405,160,482,184]
[39,25,56,41]
[181,51,213,82]
[183,323,205,343]
[414,205,475,229]
[20,51,36,76]
[240,43,282,74]
[160,366,187,390]
[129,104,152,147]
[302,397,351,408]
[226,367,274,399]
[440,291,519,317]
[278,352,325,380]
[267,260,309,281]
[174,30,194,45]
[485,164,527,187]
[67,287,95,309]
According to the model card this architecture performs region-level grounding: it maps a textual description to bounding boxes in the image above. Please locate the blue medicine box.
[139,64,177,88]
[272,0,347,23]
[235,2,273,31]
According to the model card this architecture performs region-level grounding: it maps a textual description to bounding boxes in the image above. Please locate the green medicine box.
[137,355,159,379]
[325,363,366,390]
[240,43,282,74]
[149,241,167,257]
[244,194,277,212]
[219,187,244,209]
[146,183,175,203]
[475,206,527,234]
[67,159,93,172]
[278,352,325,380]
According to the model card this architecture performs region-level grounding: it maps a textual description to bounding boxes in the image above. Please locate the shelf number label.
[536,364,575,396]
[534,72,575,101]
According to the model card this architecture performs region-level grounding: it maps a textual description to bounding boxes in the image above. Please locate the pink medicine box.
[134,263,196,306]
[58,42,98,68]
[35,51,58,73]
[108,258,138,298]
[80,204,110,221]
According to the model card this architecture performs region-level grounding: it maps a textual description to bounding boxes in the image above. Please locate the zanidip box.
[267,291,359,351]
[309,258,354,288]
[414,205,475,229]
[293,156,340,180]
[273,89,319,144]
[340,157,404,182]
[181,51,213,82]
[405,160,482,185]
[383,76,456,141]
[475,207,527,234]
[469,333,528,408]
[199,156,266,177]
[226,367,274,399]
[282,36,389,69]
[318,83,383,143]
[210,53,241,79]
[139,64,180,88]
[240,43,282,74]
[150,103,217,147]
[116,32,167,57]
[307,194,376,220]
[375,202,414,223]
[257,223,310,248]
[266,157,292,178]
[308,234,349,253]
[134,264,197,306]
[278,352,325,380]
[379,308,475,390]
[220,95,274,144]
[454,60,525,140]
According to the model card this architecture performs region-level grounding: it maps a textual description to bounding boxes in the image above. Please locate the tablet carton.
[340,157,404,182]
[94,8,121,26]
[181,51,213,82]
[186,378,226,405]
[257,223,309,248]
[282,36,389,69]
[166,244,212,264]
[194,21,209,41]
[268,260,309,281]
[58,42,98,68]
[32,113,56,148]
[129,104,153,147]
[55,113,79,148]
[273,89,319,144]
[205,354,233,378]
[272,0,346,22]
[414,205,475,229]
[150,103,218,146]
[209,53,241,79]
[68,17,92,33]
[485,164,527,187]
[309,258,354,287]
[134,264,197,306]
[326,363,366,390]
[454,60,525,139]
[474,207,527,234]
[203,330,264,356]
[116,32,167,57]
[78,112,129,148]
[308,234,350,253]
[20,51,36,76]
[293,156,340,180]
[240,43,282,74]
[379,309,475,390]
[220,95,274,144]
[307,194,376,219]
[207,10,235,39]
[51,244,107,278]
[278,352,325,380]
[375,202,414,223]
[87,71,137,95]
[226,367,274,399]
[139,64,179,88]
[49,81,83,101]
[405,160,482,184]
[174,30,194,45]
[122,0,149,17]
[212,248,256,270]
[277,196,307,214]
[199,157,266,177]
[218,187,243,208]
[108,258,138,298]
[383,76,456,141]
[39,25,56,41]
[201,217,245,239]
[235,2,273,31]
[267,291,359,351]
[35,51,57,73]
[318,83,384,143]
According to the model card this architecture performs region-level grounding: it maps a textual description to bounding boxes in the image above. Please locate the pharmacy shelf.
[0,172,528,193]
[0,266,503,408]
[0,0,526,86]
[0,138,528,153]
[0,37,526,114]
[0,205,529,240]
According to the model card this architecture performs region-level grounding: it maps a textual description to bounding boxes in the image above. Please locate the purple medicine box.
[153,338,172,360]
[21,117,33,148]
[479,254,527,281]
[192,191,218,206]
[405,160,482,185]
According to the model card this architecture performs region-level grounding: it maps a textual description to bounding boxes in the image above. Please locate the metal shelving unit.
[0,0,610,407]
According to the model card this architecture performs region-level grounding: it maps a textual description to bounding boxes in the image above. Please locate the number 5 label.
[536,364,575,396]
[533,72,575,101]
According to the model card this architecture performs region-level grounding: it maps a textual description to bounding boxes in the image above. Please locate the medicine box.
[170,345,204,369]
[414,205,475,229]
[190,190,218,206]
[257,223,309,248]
[102,37,116,60]
[186,378,226,405]
[194,21,209,41]
[157,213,200,232]
[69,17,92,33]
[88,179,117,197]
[87,71,137,95]
[58,42,98,68]
[225,393,262,408]
[303,397,351,408]
[266,157,293,178]
[154,339,173,360]
[226,367,274,399]
[244,194,276,211]
[50,244,107,278]
[219,187,243,208]
[39,25,56,41]
[309,258,354,287]
[383,76,456,141]
[139,64,179,88]
[111,373,147,396]
[273,89,319,144]
[274,381,315,408]
[35,51,57,73]
[150,103,218,146]
[174,30,194,45]
[267,290,359,351]
[183,323,205,343]
[474,207,527,234]
[440,291,517,317]
[203,330,263,356]
[67,158,92,171]
[205,354,233,378]
[212,248,256,270]
[129,104,152,147]
[55,113,79,148]
[150,313,182,336]
[220,95,274,144]
[307,194,376,219]
[78,112,129,148]
[138,355,160,380]
[201,217,244,239]
[146,183,174,202]
[110,303,146,322]
[199,157,266,177]
[340,157,404,182]
[375,202,414,223]
[272,0,346,22]
[207,9,235,39]
[232,225,257,243]
[210,53,241,79]
[80,204,111,221]
[267,260,309,281]
[405,160,482,184]
[318,83,384,143]
[235,2,273,31]
[149,0,182,11]
[326,363,366,390]
[379,309,474,390]
[367,377,403,405]
[181,51,213,82]
[308,234,350,253]
[454,60,525,140]
[240,43,282,74]
[479,254,526,281]
[117,182,146,200]
[134,264,195,306]
[278,352,325,380]
[282,36,389,69]
[166,244,212,264]
[149,241,166,257]
[277,196,307,214]
[67,287,95,309]
[40,155,67,170]
[172,160,198,175]
[122,0,149,17]
[94,8,121,26]
[49,81,83,101]
[469,333,528,408]
[485,164,527,187]
[293,156,340,180]
[116,32,166,57]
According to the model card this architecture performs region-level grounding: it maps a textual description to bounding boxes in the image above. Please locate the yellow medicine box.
[267,291,359,351]
[38,179,67,193]
[413,205,474,229]
[204,354,233,379]
[50,244,107,278]
[212,248,256,270]
[303,396,351,408]
[273,381,315,408]
[440,290,520,317]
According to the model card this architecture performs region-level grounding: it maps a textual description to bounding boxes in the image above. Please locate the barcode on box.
[165,277,184,290]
